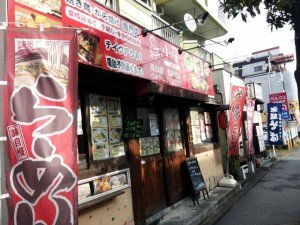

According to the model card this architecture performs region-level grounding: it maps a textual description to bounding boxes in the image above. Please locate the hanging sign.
[267,103,283,145]
[227,85,247,156]
[269,92,289,119]
[3,27,78,225]
[246,99,255,154]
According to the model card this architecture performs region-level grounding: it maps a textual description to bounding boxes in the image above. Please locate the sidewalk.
[146,150,290,225]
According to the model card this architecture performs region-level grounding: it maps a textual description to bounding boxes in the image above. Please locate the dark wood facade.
[78,64,221,225]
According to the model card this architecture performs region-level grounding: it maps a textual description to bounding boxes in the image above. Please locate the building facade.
[233,46,298,151]
[0,1,232,225]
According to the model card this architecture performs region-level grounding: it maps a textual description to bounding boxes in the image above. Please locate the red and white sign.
[227,85,247,156]
[8,0,214,97]
[3,27,78,225]
[246,99,255,155]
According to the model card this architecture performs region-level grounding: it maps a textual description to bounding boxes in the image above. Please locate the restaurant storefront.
[2,1,225,225]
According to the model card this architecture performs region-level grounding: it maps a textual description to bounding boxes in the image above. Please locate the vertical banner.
[246,99,255,155]
[227,85,247,156]
[267,103,283,145]
[269,92,289,119]
[3,27,78,225]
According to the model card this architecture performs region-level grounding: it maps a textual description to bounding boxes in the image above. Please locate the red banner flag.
[3,27,78,225]
[227,85,247,156]
[246,98,255,155]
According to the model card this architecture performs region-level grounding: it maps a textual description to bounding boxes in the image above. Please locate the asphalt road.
[210,149,300,225]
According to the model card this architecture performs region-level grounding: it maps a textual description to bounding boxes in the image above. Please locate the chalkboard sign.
[185,157,208,205]
[186,157,206,191]
[123,119,143,140]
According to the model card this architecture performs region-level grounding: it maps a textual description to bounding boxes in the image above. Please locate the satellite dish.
[184,13,197,32]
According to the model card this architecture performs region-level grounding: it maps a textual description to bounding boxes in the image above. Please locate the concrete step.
[147,183,242,225]
[262,161,275,170]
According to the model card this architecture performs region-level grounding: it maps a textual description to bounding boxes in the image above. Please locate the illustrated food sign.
[267,103,283,145]
[269,92,289,119]
[8,0,214,97]
[227,85,247,156]
[3,28,78,225]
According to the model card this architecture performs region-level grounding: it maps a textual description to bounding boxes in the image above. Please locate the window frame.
[93,0,116,10]
[77,91,128,181]
[254,65,263,72]
[134,0,152,10]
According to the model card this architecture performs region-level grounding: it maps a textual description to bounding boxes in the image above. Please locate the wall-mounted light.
[141,12,209,37]
[204,37,235,47]
[208,61,233,69]
[178,44,202,54]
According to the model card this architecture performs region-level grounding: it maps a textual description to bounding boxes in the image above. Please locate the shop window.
[137,108,160,156]
[190,108,214,143]
[254,65,263,72]
[77,93,130,207]
[163,108,183,152]
[234,69,240,76]
[89,94,125,160]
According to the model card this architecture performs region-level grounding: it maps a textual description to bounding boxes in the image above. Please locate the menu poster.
[107,97,122,126]
[139,137,160,156]
[78,31,100,64]
[190,108,199,126]
[90,94,107,127]
[92,127,108,144]
[192,126,202,144]
[152,137,160,154]
[110,142,125,157]
[205,126,212,139]
[149,113,160,136]
[139,138,147,156]
[164,109,182,152]
[190,108,201,144]
[93,143,109,159]
[109,127,122,142]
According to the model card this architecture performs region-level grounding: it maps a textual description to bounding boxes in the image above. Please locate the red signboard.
[269,92,289,119]
[8,0,214,97]
[227,85,247,156]
[3,27,78,225]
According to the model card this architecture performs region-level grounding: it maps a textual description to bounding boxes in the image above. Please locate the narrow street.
[211,149,300,225]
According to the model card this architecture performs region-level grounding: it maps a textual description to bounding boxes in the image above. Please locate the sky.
[205,7,298,100]
[205,8,296,71]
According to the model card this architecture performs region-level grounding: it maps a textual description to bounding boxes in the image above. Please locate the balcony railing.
[151,14,180,46]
